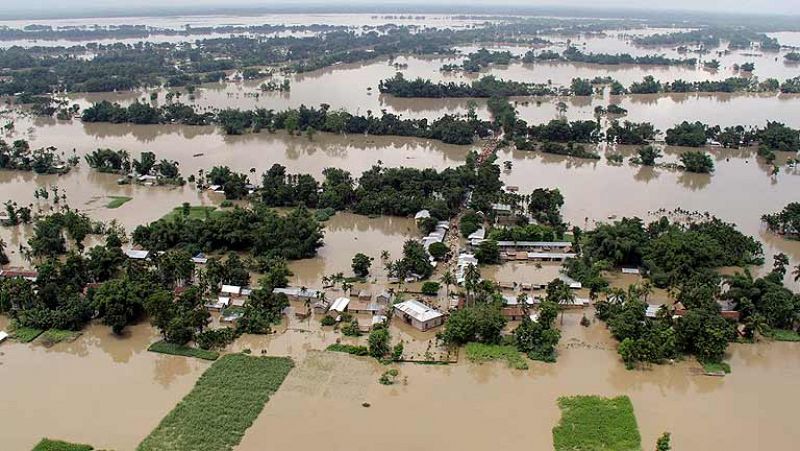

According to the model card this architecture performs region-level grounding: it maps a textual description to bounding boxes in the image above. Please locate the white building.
[393,300,445,331]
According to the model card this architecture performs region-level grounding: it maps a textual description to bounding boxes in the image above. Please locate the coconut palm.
[0,238,9,265]
[464,264,481,307]
[439,269,455,300]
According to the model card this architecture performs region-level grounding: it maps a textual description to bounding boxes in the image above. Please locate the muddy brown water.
[1,114,799,289]
[0,317,210,450]
[66,54,800,128]
[236,312,800,451]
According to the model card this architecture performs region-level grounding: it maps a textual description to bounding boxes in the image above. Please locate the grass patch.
[32,438,94,451]
[148,340,220,361]
[39,329,81,346]
[770,329,800,342]
[138,354,294,451]
[465,342,528,370]
[326,343,369,356]
[701,360,731,375]
[159,205,220,221]
[11,326,44,343]
[553,395,642,451]
[106,195,133,209]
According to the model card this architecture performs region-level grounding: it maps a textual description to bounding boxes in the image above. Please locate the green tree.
[351,253,373,277]
[368,325,391,358]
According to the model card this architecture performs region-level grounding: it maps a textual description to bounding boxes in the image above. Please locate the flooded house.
[327,297,350,317]
[0,268,38,281]
[393,299,445,331]
[272,287,321,302]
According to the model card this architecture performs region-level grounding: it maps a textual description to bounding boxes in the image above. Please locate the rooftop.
[394,299,444,323]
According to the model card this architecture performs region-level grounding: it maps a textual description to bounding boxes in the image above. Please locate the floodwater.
[2,112,799,288]
[0,317,210,450]
[65,52,800,128]
[237,312,800,451]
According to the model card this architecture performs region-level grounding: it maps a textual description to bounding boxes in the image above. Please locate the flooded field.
[0,317,210,450]
[237,312,800,451]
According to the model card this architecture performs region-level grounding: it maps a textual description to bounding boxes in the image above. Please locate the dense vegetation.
[632,27,780,50]
[138,354,294,451]
[762,203,800,239]
[0,139,74,174]
[379,73,559,97]
[82,101,491,145]
[132,205,323,259]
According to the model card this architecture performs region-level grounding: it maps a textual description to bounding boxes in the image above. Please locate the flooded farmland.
[1,10,799,451]
[0,317,210,450]
[238,312,800,451]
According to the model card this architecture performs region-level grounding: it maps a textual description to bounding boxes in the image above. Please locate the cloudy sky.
[2,0,798,18]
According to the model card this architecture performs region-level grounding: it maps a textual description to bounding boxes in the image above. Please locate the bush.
[421,281,441,296]
[341,319,362,337]
[320,316,336,326]
[32,439,94,451]
[196,328,238,350]
[428,241,448,260]
[327,343,369,356]
[148,340,220,360]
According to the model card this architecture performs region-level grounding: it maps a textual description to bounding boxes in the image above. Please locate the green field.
[702,360,732,375]
[465,342,528,370]
[552,395,642,451]
[148,340,220,360]
[32,438,94,451]
[159,205,220,221]
[770,329,800,342]
[39,329,81,346]
[12,327,44,343]
[106,195,133,209]
[138,354,294,451]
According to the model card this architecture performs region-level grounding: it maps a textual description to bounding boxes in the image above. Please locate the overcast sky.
[2,0,798,18]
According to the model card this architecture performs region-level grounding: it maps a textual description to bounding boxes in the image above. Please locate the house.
[0,268,39,281]
[349,298,384,315]
[645,304,663,318]
[502,306,526,321]
[371,315,388,328]
[273,287,321,301]
[621,267,641,275]
[328,297,350,316]
[357,290,372,301]
[414,210,431,220]
[467,227,486,241]
[376,291,392,304]
[394,300,445,331]
[205,297,230,311]
[221,285,242,297]
[125,249,150,260]
[313,299,331,314]
[192,253,208,264]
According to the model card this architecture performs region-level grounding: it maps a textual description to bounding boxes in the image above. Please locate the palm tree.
[439,270,455,300]
[794,264,800,282]
[341,280,353,297]
[0,238,8,265]
[464,264,480,307]
[380,250,390,263]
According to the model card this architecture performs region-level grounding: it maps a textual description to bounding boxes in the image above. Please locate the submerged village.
[1,6,800,451]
